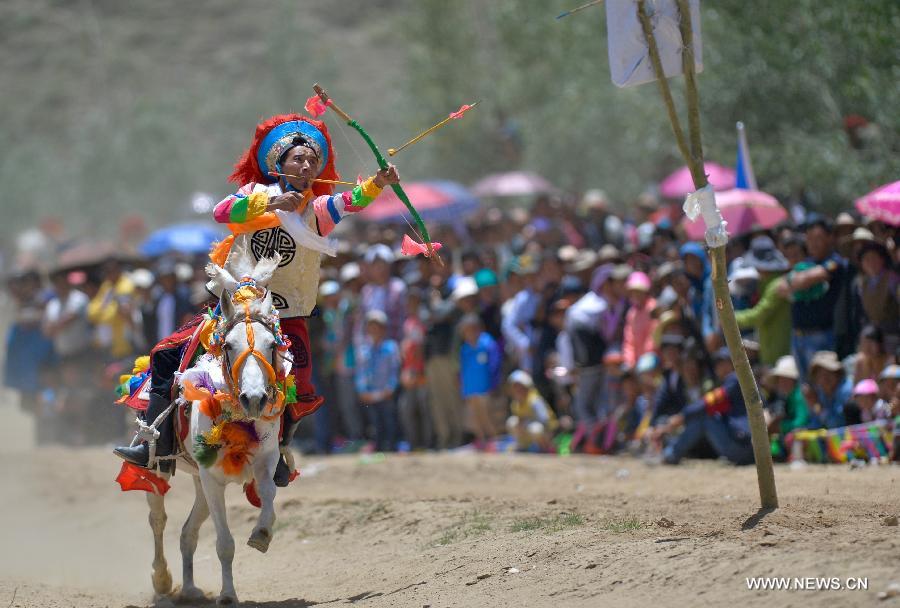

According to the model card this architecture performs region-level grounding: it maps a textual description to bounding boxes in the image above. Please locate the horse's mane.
[205,241,281,298]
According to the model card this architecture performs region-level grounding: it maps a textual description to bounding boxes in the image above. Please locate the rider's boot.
[113,393,175,472]
[273,415,301,488]
[272,394,323,487]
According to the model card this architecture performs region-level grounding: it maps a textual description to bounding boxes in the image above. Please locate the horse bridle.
[219,305,283,411]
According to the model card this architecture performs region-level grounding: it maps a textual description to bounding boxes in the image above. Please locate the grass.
[433,510,493,546]
[602,516,644,533]
[509,513,585,533]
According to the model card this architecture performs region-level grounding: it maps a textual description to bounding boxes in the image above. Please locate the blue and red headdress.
[228,113,340,198]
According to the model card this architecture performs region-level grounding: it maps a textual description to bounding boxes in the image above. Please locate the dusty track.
[0,402,898,607]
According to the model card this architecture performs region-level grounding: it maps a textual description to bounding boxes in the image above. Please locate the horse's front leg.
[199,469,238,606]
[248,436,280,554]
[180,475,210,602]
[146,480,173,600]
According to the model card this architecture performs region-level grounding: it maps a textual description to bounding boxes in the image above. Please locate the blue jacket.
[460,332,502,397]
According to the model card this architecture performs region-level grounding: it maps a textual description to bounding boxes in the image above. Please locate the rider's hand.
[267,192,306,213]
[373,165,400,188]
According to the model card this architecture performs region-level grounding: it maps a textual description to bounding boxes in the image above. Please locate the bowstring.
[329,114,426,245]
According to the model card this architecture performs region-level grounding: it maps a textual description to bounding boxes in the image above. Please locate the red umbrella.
[681,188,787,240]
[855,180,900,226]
[660,162,735,199]
[471,171,557,197]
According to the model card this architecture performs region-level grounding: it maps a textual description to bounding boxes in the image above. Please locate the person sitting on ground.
[663,348,754,466]
[763,355,809,459]
[804,350,852,429]
[506,370,557,451]
[843,379,890,425]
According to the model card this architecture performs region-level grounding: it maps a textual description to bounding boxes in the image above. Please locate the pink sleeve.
[622,310,636,368]
[212,184,256,224]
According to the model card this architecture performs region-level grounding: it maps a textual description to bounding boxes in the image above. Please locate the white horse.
[146,247,290,606]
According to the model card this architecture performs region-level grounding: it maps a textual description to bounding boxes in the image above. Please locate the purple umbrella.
[471,171,557,198]
[855,180,900,226]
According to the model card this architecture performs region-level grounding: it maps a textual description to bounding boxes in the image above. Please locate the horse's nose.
[239,392,267,418]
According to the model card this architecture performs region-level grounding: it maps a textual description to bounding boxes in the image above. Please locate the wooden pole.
[636,0,778,509]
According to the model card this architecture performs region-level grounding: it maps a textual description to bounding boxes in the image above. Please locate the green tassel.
[193,436,220,468]
[285,384,297,404]
[115,382,129,398]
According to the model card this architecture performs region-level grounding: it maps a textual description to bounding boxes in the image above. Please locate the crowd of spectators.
[3,189,899,463]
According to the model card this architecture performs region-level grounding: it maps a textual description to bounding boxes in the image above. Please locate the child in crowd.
[764,355,809,459]
[622,272,657,368]
[459,314,502,447]
[355,310,401,452]
[399,288,431,450]
[844,378,890,424]
[506,370,557,451]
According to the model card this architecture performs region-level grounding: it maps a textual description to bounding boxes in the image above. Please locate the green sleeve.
[735,279,781,328]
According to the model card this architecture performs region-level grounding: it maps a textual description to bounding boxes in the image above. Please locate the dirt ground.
[1,400,898,608]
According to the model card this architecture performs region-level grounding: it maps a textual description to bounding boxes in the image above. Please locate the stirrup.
[129,398,179,469]
[279,445,296,472]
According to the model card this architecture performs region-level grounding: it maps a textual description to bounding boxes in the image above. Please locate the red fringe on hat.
[228,113,339,198]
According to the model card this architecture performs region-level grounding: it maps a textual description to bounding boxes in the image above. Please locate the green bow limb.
[313,84,436,257]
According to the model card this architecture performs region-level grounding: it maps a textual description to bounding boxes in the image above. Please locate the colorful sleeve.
[213,184,268,224]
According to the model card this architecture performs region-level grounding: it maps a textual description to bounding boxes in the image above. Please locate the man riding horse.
[115,113,399,485]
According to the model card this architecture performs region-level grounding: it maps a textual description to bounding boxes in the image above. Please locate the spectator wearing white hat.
[358,244,406,343]
[506,370,557,451]
[355,309,401,452]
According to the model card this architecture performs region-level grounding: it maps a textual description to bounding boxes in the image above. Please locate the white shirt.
[44,289,91,357]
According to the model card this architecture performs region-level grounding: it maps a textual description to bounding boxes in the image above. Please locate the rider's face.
[281,145,320,191]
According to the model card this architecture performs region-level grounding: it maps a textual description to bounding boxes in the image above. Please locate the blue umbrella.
[140,222,226,257]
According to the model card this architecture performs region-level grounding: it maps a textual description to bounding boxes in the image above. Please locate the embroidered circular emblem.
[250,227,295,267]
[270,291,288,310]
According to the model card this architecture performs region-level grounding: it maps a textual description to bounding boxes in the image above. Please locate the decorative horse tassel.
[401,234,443,258]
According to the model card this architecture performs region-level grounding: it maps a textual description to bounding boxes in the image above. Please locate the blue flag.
[735,122,757,190]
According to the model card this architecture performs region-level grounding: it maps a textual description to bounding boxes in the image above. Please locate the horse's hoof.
[247,527,272,553]
[180,585,207,601]
[152,595,175,608]
[217,593,239,606]
[152,568,173,595]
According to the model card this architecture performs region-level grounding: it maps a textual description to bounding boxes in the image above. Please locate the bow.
[312,84,440,261]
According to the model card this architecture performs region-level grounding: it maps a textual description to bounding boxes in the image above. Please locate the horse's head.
[207,244,286,419]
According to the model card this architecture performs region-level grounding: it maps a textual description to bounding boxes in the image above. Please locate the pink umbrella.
[855,180,900,226]
[471,171,557,198]
[660,162,736,199]
[681,188,787,240]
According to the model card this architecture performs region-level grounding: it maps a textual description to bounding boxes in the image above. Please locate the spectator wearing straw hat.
[734,236,792,366]
[764,356,809,449]
[805,351,852,429]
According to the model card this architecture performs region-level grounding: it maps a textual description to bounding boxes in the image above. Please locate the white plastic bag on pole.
[606,0,703,88]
